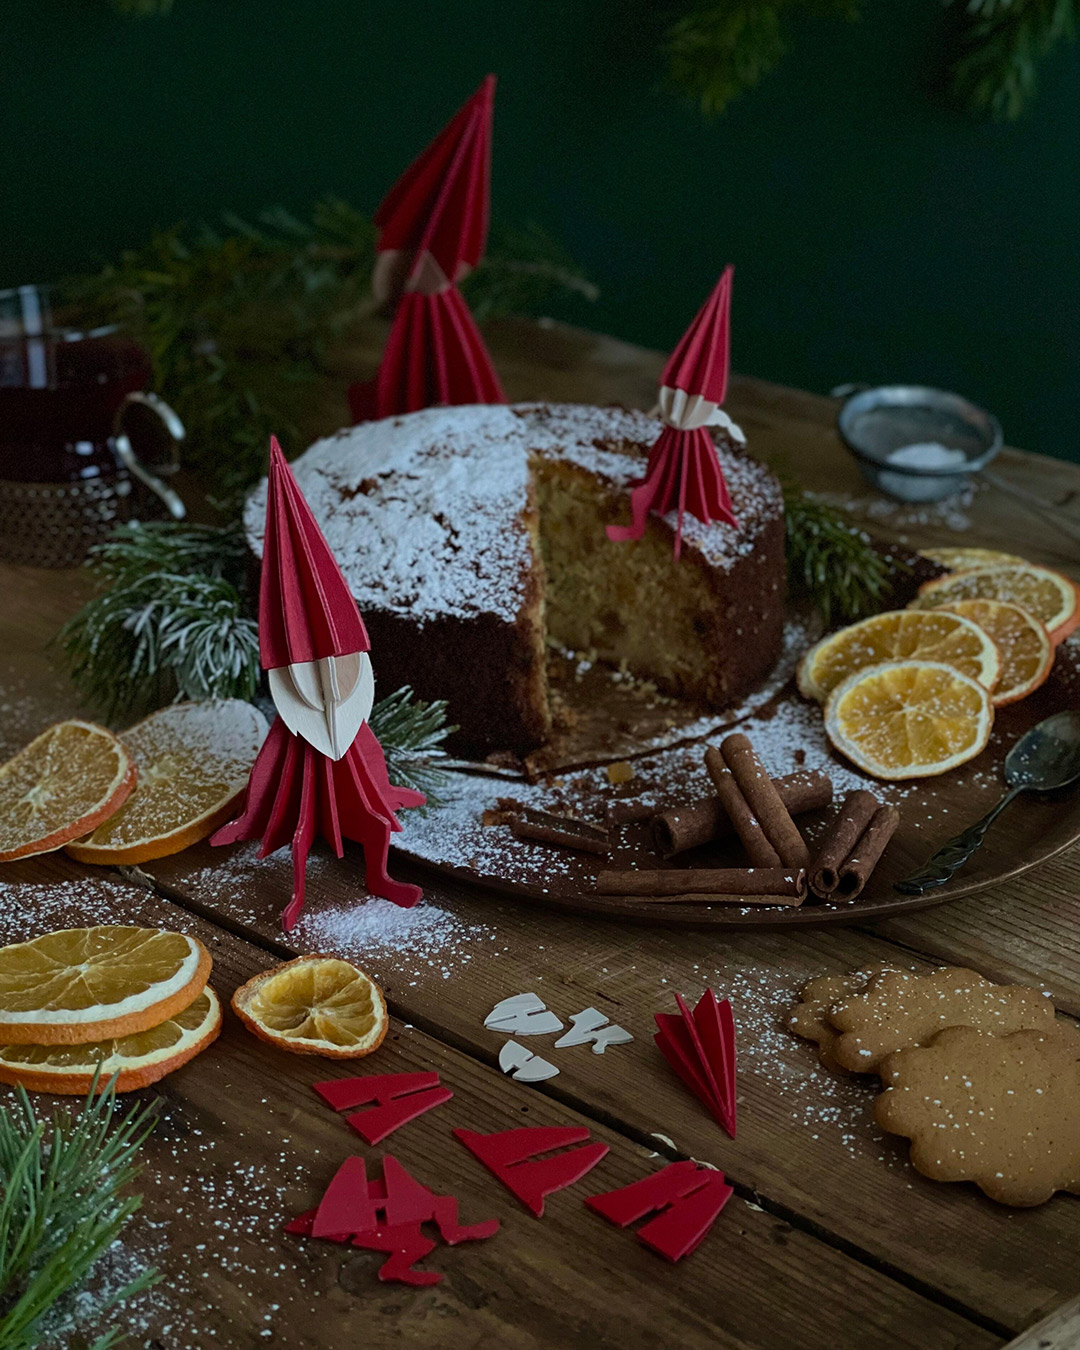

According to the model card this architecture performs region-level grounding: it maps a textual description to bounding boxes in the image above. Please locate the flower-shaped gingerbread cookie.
[875,1026,1080,1206]
[785,965,899,1073]
[828,966,1058,1073]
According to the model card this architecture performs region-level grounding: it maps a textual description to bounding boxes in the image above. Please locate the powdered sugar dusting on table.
[245,402,779,624]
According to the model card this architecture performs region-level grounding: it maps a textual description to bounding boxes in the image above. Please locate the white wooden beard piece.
[498,1040,560,1082]
[653,386,747,442]
[484,993,564,1036]
[554,1007,634,1054]
[269,651,374,761]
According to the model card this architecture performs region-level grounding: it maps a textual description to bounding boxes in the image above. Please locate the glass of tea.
[0,285,186,566]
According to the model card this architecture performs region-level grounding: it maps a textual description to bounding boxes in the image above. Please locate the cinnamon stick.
[707,734,810,869]
[704,752,779,866]
[652,770,832,858]
[509,818,610,855]
[809,790,881,898]
[808,791,900,901]
[836,805,900,901]
[595,867,806,900]
[607,800,659,826]
[619,891,805,907]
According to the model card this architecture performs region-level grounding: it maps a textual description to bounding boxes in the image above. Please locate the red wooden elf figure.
[348,75,505,421]
[212,438,424,930]
[607,266,740,560]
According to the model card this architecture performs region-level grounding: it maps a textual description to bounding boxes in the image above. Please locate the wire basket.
[0,475,133,568]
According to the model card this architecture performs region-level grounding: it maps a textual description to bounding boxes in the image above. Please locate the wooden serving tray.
[392,626,1080,927]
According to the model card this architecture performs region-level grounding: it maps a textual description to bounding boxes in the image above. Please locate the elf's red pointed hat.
[662,264,733,407]
[374,74,495,284]
[258,437,369,670]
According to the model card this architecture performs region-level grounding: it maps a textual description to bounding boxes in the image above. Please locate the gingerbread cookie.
[828,966,1057,1073]
[875,1026,1080,1207]
[786,965,899,1073]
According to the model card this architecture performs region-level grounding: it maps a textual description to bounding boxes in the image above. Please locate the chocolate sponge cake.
[244,402,786,757]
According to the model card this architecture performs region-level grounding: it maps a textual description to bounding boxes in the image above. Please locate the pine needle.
[0,1075,158,1350]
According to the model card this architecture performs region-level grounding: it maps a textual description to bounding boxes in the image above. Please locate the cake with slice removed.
[244,402,786,758]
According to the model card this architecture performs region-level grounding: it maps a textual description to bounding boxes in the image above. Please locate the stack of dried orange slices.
[0,925,220,1094]
[0,699,266,867]
[798,549,1073,780]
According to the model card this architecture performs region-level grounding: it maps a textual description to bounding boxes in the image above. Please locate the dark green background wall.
[3,0,1078,458]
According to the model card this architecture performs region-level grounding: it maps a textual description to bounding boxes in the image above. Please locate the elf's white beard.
[268,651,375,760]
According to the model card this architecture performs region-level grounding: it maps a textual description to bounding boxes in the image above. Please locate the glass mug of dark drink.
[0,285,186,567]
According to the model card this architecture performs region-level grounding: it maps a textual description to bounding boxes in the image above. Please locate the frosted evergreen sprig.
[59,523,259,722]
[0,1075,158,1350]
[369,685,456,803]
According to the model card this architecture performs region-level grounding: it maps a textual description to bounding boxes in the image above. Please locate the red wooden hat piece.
[374,76,495,282]
[374,288,505,419]
[662,265,733,406]
[289,1153,498,1286]
[311,1157,376,1239]
[585,1160,733,1263]
[259,438,368,671]
[313,1070,453,1145]
[606,267,739,559]
[453,1126,609,1218]
[653,989,738,1138]
[346,1086,454,1145]
[352,1225,442,1286]
[211,439,425,930]
[313,1071,441,1113]
[283,1207,317,1238]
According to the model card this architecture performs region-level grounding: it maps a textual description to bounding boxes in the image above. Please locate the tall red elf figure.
[348,75,505,421]
[212,438,424,930]
[607,266,740,560]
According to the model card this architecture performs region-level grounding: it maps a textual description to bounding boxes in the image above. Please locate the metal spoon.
[895,711,1080,895]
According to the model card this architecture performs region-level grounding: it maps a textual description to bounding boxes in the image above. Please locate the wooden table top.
[2,320,1079,1349]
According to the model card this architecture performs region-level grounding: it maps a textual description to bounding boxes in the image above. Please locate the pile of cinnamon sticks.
[597,733,899,907]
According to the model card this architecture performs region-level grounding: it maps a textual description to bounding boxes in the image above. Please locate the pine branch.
[60,202,595,497]
[665,1,863,116]
[783,483,893,625]
[464,223,599,322]
[58,522,260,722]
[948,0,1077,120]
[368,685,456,805]
[0,1076,158,1350]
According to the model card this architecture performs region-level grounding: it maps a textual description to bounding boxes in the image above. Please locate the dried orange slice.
[797,609,999,703]
[0,721,135,863]
[0,986,222,1094]
[0,926,211,1045]
[940,600,1054,706]
[66,700,267,866]
[912,565,1080,646]
[825,661,993,780]
[919,547,1027,573]
[232,955,387,1059]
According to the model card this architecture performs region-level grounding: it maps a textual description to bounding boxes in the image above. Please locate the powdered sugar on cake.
[245,402,777,625]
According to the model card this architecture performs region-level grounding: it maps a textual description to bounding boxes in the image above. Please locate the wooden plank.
[0,867,996,1350]
[1003,1296,1080,1350]
[136,838,1080,1337]
[862,856,1080,1017]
